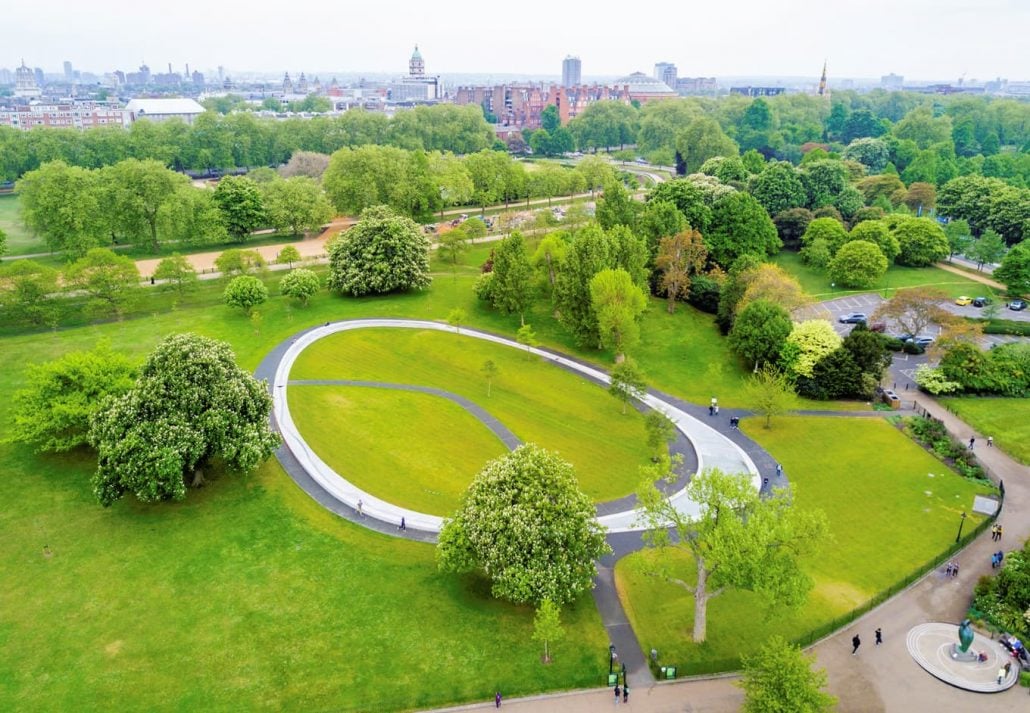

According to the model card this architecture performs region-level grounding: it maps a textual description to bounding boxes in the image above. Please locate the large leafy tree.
[647,179,714,235]
[279,268,321,306]
[63,248,141,319]
[842,137,889,173]
[0,259,59,327]
[327,205,431,296]
[102,158,189,251]
[800,217,849,257]
[437,444,610,605]
[554,224,614,346]
[213,175,266,242]
[707,192,781,268]
[738,636,837,713]
[153,254,198,293]
[994,240,1030,295]
[965,229,1007,269]
[748,161,807,216]
[490,231,533,321]
[847,220,899,263]
[729,299,793,370]
[801,160,849,210]
[10,342,136,453]
[89,334,281,506]
[773,207,814,251]
[261,176,334,236]
[589,268,648,359]
[675,117,738,174]
[829,240,888,289]
[656,228,707,313]
[568,100,637,151]
[891,217,949,266]
[784,320,842,379]
[157,185,228,247]
[223,275,268,314]
[595,179,640,231]
[637,468,828,642]
[16,160,107,256]
[745,366,798,428]
[738,264,808,315]
[639,200,687,258]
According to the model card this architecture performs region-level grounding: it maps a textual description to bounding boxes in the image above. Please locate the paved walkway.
[936,261,1004,288]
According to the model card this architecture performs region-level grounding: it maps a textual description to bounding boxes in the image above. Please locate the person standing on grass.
[852,634,861,655]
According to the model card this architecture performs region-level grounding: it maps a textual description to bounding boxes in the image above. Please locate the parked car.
[972,297,993,308]
[955,296,972,306]
[1010,299,1028,311]
[907,336,935,347]
[838,313,867,324]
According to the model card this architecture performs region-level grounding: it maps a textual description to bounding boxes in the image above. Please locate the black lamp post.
[955,511,967,544]
[608,644,616,675]
[621,662,627,687]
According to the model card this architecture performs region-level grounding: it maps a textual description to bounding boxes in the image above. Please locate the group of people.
[613,683,629,704]
[851,628,884,655]
[944,561,961,577]
[991,523,1004,541]
[1000,634,1028,666]
[708,397,719,417]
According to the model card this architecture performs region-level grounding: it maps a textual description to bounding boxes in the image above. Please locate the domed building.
[613,71,676,103]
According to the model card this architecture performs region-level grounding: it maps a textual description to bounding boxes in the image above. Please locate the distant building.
[0,101,129,130]
[124,97,205,124]
[654,62,677,88]
[283,72,294,94]
[191,70,205,87]
[881,73,904,90]
[562,56,581,88]
[0,68,13,85]
[730,86,785,97]
[33,67,44,87]
[391,45,439,102]
[15,60,41,98]
[298,72,309,94]
[675,76,717,95]
[63,61,74,81]
[817,61,829,98]
[126,64,151,86]
[614,72,676,103]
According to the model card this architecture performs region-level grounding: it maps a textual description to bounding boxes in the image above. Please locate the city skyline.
[5,0,1030,81]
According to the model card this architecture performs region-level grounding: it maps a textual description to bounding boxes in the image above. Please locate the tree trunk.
[192,468,206,488]
[693,556,710,643]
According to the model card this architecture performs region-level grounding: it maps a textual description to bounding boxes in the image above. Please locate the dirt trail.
[935,262,1006,291]
[134,218,354,276]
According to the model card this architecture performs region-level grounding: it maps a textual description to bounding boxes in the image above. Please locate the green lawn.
[0,244,881,708]
[0,194,43,256]
[772,250,1001,301]
[615,415,993,673]
[940,397,1030,465]
[289,385,509,515]
[290,328,654,504]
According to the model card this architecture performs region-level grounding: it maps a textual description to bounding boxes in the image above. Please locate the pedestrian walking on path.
[614,684,621,704]
[399,517,406,531]
[969,436,976,450]
[357,499,364,517]
[997,524,1003,540]
[495,691,502,708]
[988,436,994,447]
[623,685,629,703]
[852,634,861,655]
[875,628,883,646]
[776,463,783,477]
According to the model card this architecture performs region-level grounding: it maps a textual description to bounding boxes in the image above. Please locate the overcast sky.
[6,0,1029,81]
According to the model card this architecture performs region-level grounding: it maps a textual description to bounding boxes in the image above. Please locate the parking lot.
[797,292,1027,349]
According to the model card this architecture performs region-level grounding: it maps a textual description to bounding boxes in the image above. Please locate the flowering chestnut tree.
[437,444,610,605]
[89,333,280,506]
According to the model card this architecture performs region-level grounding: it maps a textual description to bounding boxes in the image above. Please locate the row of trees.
[15,159,333,256]
[0,104,497,181]
[321,146,614,220]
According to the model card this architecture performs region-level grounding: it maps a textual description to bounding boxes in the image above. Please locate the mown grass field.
[614,415,993,673]
[289,385,509,515]
[290,328,653,504]
[772,250,1000,301]
[940,397,1030,465]
[0,238,888,708]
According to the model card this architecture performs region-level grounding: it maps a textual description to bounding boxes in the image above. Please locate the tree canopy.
[437,444,610,605]
[89,333,280,506]
[327,205,431,296]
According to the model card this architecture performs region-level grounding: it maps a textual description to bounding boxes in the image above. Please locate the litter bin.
[664,666,677,680]
[882,390,901,410]
[607,673,618,687]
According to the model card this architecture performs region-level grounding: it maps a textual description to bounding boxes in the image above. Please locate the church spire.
[818,60,829,97]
